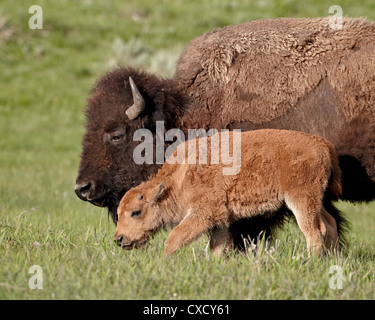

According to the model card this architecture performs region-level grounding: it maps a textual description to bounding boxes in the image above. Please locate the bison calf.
[114,129,341,257]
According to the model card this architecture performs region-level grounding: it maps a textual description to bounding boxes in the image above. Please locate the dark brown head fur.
[75,68,182,222]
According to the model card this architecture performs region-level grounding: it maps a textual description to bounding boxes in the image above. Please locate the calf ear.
[152,182,165,202]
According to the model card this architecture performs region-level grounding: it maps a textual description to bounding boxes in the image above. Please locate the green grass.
[1,0,375,300]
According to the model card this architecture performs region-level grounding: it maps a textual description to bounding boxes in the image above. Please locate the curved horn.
[125,76,145,120]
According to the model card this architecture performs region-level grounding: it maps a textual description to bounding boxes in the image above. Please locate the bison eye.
[111,134,124,142]
[104,127,126,145]
[131,210,141,217]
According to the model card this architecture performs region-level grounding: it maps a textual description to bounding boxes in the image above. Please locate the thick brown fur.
[175,17,375,128]
[114,129,342,257]
[175,17,375,188]
[76,17,375,247]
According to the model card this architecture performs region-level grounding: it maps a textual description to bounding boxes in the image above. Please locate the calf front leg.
[163,208,215,257]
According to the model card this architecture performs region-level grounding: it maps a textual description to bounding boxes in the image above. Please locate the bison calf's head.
[114,182,165,250]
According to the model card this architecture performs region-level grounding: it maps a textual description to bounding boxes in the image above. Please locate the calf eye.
[131,210,141,217]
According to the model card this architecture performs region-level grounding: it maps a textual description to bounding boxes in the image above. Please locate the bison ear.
[154,91,165,108]
[152,91,166,123]
[152,182,165,202]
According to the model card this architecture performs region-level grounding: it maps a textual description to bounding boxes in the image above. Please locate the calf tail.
[324,142,349,248]
[328,143,342,199]
[322,197,350,248]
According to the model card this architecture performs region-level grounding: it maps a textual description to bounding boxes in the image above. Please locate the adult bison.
[76,17,375,247]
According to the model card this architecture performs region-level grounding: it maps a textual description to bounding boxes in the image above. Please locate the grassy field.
[1,0,375,300]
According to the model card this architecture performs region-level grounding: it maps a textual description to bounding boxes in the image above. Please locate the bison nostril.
[74,182,92,201]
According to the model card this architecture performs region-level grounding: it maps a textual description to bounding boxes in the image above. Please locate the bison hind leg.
[322,193,350,249]
[209,226,233,256]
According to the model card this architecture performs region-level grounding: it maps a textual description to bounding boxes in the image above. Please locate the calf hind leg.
[285,197,324,256]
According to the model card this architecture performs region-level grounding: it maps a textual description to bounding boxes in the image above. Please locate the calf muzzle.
[114,234,133,249]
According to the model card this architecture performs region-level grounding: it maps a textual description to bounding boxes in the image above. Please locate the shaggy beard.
[101,190,125,225]
[108,203,119,224]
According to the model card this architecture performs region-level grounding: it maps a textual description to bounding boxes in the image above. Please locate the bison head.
[75,68,173,223]
[113,182,165,249]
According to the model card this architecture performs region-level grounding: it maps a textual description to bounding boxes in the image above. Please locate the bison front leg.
[163,209,214,257]
[209,226,233,257]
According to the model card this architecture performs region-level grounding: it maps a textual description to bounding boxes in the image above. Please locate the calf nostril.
[114,235,124,247]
